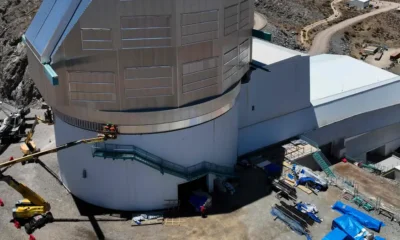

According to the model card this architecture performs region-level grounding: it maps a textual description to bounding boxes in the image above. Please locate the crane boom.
[0,174,49,211]
[0,135,108,169]
[0,123,118,233]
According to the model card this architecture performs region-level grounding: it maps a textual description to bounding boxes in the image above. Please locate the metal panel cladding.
[26,0,253,131]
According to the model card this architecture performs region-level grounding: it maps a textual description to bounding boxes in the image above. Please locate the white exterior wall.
[382,138,400,156]
[304,103,400,147]
[312,78,400,127]
[238,107,317,155]
[239,56,310,129]
[238,55,312,155]
[349,0,369,9]
[54,102,239,211]
[395,169,400,180]
[346,121,400,158]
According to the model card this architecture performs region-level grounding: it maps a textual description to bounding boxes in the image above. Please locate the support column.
[331,138,345,159]
[207,174,217,193]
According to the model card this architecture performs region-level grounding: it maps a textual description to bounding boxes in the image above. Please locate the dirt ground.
[365,47,400,70]
[347,10,400,56]
[332,162,400,209]
[330,9,400,72]
[0,109,399,239]
[308,2,370,40]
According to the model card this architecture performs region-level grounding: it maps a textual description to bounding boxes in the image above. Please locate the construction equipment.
[0,124,118,234]
[20,118,40,156]
[292,164,328,190]
[272,179,297,202]
[352,196,374,212]
[36,108,53,125]
[0,102,30,144]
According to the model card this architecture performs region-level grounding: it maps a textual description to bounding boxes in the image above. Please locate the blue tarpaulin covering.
[332,215,385,240]
[296,177,315,186]
[332,201,385,232]
[333,215,368,240]
[322,228,347,240]
[189,195,207,212]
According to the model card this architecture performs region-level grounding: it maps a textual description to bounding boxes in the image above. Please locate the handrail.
[92,143,236,181]
[299,135,320,149]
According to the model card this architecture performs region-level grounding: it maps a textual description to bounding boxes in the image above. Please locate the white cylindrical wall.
[54,102,238,210]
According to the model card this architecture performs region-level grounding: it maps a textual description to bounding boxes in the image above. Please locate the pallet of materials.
[279,201,315,226]
[271,204,312,240]
[284,177,312,194]
[273,179,297,200]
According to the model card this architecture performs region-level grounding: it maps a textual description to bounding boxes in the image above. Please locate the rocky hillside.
[255,0,332,50]
[0,0,42,106]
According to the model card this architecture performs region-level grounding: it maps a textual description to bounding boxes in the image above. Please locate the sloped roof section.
[310,54,399,102]
[252,37,307,65]
[25,0,89,63]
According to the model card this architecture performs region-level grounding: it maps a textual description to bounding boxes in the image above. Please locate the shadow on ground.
[59,142,294,239]
[69,142,288,217]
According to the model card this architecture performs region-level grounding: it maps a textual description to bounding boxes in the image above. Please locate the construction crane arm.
[0,172,50,211]
[0,135,111,169]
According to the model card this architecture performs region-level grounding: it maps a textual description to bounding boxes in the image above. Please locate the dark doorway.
[178,176,207,212]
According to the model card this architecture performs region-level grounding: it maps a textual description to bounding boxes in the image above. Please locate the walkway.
[301,0,343,45]
[92,143,237,181]
[309,1,400,55]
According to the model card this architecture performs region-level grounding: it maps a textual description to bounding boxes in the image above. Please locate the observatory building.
[25,0,400,211]
[25,0,254,210]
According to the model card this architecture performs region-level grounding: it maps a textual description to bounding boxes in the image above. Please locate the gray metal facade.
[25,0,253,133]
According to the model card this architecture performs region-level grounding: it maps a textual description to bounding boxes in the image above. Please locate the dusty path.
[253,11,267,30]
[301,0,343,44]
[309,1,400,55]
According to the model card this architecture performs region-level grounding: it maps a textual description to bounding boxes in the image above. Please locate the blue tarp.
[295,203,322,223]
[322,228,348,240]
[332,201,385,232]
[332,215,368,240]
[189,195,207,212]
[296,177,315,186]
[332,215,385,240]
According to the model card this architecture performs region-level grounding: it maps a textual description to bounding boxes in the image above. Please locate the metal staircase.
[91,143,236,181]
[300,135,336,178]
[312,152,335,178]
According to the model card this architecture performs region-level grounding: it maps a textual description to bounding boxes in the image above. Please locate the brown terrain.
[329,8,400,74]
[345,10,400,57]
[308,2,372,44]
[332,162,400,209]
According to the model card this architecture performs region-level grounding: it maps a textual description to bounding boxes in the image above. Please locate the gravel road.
[309,1,400,55]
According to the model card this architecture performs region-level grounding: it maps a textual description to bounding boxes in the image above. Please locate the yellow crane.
[0,124,117,234]
[20,118,39,156]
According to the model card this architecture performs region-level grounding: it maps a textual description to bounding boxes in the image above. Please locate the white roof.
[374,155,400,171]
[310,54,399,101]
[252,38,307,65]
